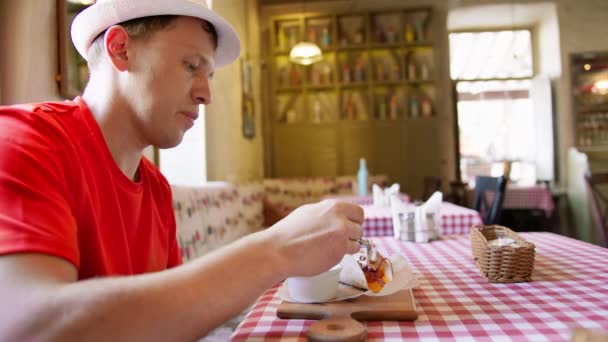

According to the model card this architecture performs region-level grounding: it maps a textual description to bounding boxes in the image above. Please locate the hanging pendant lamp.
[289,41,323,65]
[289,0,322,65]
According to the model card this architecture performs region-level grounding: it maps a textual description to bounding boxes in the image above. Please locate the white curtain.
[531,75,555,181]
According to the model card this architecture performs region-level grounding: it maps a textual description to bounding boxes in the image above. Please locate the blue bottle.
[357,158,368,196]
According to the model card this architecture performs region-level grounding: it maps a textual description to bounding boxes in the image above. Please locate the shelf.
[339,82,369,88]
[578,145,608,153]
[405,41,433,48]
[372,118,403,125]
[373,80,404,87]
[277,87,303,93]
[336,45,368,51]
[576,103,608,114]
[269,8,439,184]
[338,119,371,126]
[407,79,435,86]
[369,43,403,49]
[307,84,336,90]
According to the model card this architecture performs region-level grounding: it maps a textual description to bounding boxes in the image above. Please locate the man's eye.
[185,62,198,72]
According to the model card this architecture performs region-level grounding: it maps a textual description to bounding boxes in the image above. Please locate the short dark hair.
[87,15,218,69]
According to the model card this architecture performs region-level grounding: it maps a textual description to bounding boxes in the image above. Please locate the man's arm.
[0,200,363,341]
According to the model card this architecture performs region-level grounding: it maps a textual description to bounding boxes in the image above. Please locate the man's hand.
[264,200,364,278]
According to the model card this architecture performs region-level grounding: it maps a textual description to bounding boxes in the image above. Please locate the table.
[232,233,608,341]
[472,185,556,218]
[363,202,483,237]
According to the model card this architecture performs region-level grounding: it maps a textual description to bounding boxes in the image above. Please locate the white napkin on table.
[278,253,419,303]
[373,183,400,207]
[391,191,443,242]
[417,191,443,242]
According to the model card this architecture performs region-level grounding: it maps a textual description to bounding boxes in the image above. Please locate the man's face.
[125,16,215,149]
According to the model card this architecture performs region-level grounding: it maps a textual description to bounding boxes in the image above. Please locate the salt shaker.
[406,211,416,241]
[425,212,436,241]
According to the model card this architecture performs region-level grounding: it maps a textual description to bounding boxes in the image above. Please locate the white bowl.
[286,264,342,303]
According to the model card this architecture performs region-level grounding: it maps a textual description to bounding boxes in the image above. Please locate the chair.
[422,176,442,201]
[445,180,470,207]
[473,176,507,225]
[583,171,608,247]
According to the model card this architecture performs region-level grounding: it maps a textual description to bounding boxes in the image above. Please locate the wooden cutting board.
[277,289,417,342]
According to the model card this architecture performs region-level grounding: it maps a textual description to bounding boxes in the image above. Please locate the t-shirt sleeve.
[166,187,183,268]
[0,110,79,267]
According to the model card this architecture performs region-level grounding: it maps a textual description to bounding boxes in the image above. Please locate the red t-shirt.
[0,97,182,279]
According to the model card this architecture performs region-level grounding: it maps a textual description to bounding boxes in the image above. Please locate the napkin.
[373,183,400,207]
[391,191,443,242]
[417,191,443,242]
[278,253,419,303]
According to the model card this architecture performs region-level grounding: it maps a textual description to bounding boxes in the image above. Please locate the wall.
[260,0,455,187]
[205,0,265,182]
[0,0,61,104]
[0,0,265,184]
[260,0,608,189]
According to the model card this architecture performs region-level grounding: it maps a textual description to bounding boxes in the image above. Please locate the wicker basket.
[470,225,536,283]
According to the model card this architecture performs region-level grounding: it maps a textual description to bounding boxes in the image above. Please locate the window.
[450,30,549,185]
[159,109,207,186]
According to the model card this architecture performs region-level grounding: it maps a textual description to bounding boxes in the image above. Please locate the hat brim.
[71,0,241,68]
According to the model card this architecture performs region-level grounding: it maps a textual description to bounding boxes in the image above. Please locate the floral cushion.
[172,182,264,262]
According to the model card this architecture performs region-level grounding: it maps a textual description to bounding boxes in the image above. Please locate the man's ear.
[103,25,130,71]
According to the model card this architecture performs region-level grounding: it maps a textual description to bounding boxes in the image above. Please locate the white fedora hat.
[71,0,241,68]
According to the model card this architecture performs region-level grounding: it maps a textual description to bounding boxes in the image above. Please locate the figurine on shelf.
[311,66,321,85]
[386,25,396,43]
[321,27,331,47]
[354,27,364,44]
[378,96,387,120]
[288,27,297,48]
[404,23,415,43]
[354,57,365,82]
[345,94,356,120]
[278,27,287,50]
[289,65,299,86]
[408,58,417,81]
[340,28,349,46]
[376,28,386,44]
[421,96,433,117]
[414,19,425,41]
[420,61,430,80]
[409,95,419,118]
[321,63,332,84]
[376,61,385,82]
[279,66,289,87]
[343,62,351,83]
[308,28,317,45]
[389,94,399,120]
[391,62,400,81]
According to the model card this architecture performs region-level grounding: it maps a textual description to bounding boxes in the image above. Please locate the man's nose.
[192,76,211,105]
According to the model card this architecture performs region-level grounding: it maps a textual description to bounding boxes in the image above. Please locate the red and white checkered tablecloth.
[321,194,411,206]
[503,185,556,217]
[473,185,556,217]
[362,202,483,237]
[232,233,608,341]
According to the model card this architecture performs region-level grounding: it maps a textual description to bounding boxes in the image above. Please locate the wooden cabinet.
[268,7,439,193]
[572,51,608,150]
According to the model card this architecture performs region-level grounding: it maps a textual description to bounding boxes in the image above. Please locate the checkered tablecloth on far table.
[362,202,483,237]
[472,185,556,217]
[321,194,410,206]
[232,233,608,341]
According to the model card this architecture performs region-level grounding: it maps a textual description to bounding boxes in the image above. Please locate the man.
[0,0,364,340]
